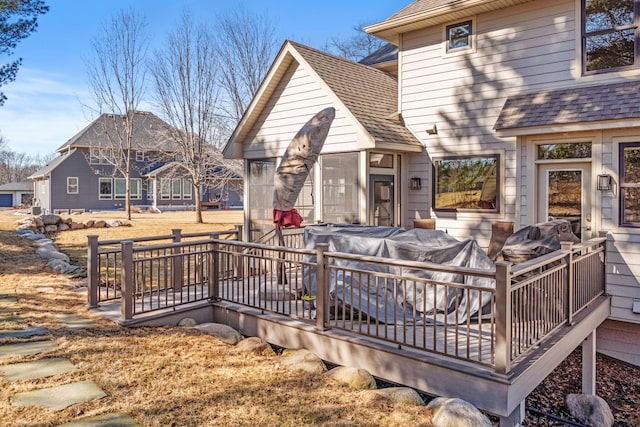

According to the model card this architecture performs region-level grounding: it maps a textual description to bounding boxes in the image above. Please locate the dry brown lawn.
[0,209,434,427]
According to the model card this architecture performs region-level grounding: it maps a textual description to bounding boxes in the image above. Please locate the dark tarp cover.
[303,225,495,324]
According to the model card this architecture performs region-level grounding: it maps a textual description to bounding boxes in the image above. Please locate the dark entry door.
[370,175,394,226]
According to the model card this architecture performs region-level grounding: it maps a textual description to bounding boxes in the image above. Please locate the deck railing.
[87,231,606,373]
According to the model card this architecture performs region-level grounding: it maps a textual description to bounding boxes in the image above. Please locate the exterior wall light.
[426,124,438,135]
[597,174,612,191]
[410,177,422,190]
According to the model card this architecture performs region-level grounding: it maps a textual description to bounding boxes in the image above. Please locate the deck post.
[172,229,183,292]
[234,225,243,280]
[87,235,99,308]
[561,242,574,325]
[495,261,512,374]
[582,330,596,395]
[209,237,220,302]
[121,240,134,321]
[315,243,329,331]
[499,401,525,427]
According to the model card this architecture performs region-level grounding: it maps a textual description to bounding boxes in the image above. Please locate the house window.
[160,179,170,200]
[114,178,126,200]
[90,148,114,165]
[172,179,182,199]
[583,0,638,73]
[446,20,472,51]
[538,142,592,160]
[248,159,275,240]
[322,153,360,224]
[131,178,142,200]
[136,151,144,162]
[147,180,155,201]
[620,142,640,227]
[433,155,500,212]
[99,178,112,200]
[369,152,394,168]
[67,177,78,194]
[182,179,192,200]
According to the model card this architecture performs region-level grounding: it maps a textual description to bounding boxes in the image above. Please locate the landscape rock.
[70,222,85,230]
[106,219,124,227]
[92,220,106,228]
[41,214,61,226]
[25,233,46,241]
[324,366,376,390]
[364,387,425,406]
[194,323,243,345]
[84,220,95,228]
[235,337,276,356]
[426,397,492,427]
[36,247,70,263]
[177,317,198,326]
[566,394,614,427]
[16,228,34,235]
[16,224,36,232]
[44,224,58,233]
[277,348,327,374]
[34,217,44,227]
[57,223,70,231]
[63,217,73,225]
[47,258,70,273]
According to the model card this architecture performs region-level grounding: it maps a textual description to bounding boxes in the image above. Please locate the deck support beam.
[582,330,596,395]
[499,400,524,427]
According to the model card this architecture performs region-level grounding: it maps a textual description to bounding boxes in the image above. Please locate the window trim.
[619,142,640,227]
[67,177,78,194]
[443,18,476,55]
[581,0,640,74]
[99,177,113,200]
[432,154,501,213]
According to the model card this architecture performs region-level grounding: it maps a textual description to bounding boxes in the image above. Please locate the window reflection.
[433,155,499,211]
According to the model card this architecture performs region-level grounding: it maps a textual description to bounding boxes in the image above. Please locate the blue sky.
[0,0,407,157]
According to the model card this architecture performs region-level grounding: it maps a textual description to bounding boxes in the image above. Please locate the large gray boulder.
[41,214,61,225]
[44,224,58,233]
[426,397,492,427]
[194,323,243,345]
[566,394,614,427]
[25,233,46,241]
[235,337,276,356]
[47,258,70,273]
[277,348,327,374]
[36,247,70,263]
[57,223,70,231]
[364,387,425,406]
[324,366,377,390]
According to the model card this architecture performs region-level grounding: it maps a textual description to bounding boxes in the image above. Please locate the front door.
[370,175,394,226]
[537,163,592,240]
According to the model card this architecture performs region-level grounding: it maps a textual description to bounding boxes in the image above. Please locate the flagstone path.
[0,287,139,426]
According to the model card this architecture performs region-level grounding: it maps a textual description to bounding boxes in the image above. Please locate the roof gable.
[28,149,76,180]
[223,41,422,158]
[56,111,177,153]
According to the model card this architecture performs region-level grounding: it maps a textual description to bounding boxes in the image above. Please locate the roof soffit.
[366,0,535,44]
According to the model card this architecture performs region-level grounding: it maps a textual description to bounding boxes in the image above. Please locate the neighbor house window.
[583,0,639,73]
[182,179,192,200]
[114,178,126,200]
[99,178,112,200]
[433,155,500,212]
[131,178,142,200]
[160,179,170,200]
[322,152,360,224]
[67,177,78,194]
[172,179,182,199]
[446,20,472,51]
[620,142,640,227]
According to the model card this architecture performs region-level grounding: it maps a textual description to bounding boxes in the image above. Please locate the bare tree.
[216,6,280,123]
[0,134,53,184]
[325,21,386,62]
[150,11,236,223]
[85,9,149,220]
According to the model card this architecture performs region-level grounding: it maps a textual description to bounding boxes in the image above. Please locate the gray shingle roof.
[289,42,422,149]
[386,0,462,20]
[0,181,32,191]
[494,81,640,131]
[56,111,177,153]
[359,43,398,66]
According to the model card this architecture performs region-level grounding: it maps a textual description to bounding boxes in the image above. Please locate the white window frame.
[114,178,126,200]
[160,178,171,200]
[172,178,182,200]
[67,177,78,194]
[442,17,476,56]
[136,151,144,162]
[147,180,155,201]
[99,177,113,200]
[182,179,192,200]
[131,178,142,200]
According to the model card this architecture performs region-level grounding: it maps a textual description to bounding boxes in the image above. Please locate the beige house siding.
[242,61,366,160]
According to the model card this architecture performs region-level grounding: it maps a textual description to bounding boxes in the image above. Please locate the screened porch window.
[433,155,499,212]
[248,159,276,240]
[621,142,640,227]
[322,152,359,224]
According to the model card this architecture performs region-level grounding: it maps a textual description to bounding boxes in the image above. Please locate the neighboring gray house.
[225,0,640,367]
[0,181,33,207]
[30,111,242,214]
